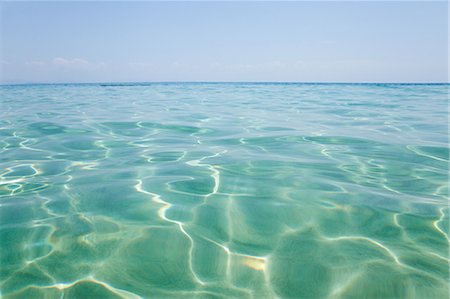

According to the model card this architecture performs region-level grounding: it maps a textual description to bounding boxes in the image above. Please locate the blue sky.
[0,1,447,83]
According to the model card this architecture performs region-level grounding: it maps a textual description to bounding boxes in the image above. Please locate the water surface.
[0,83,448,298]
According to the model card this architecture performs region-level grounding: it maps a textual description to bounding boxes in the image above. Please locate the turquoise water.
[0,83,448,298]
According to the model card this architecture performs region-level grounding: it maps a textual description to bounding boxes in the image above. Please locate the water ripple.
[0,83,448,298]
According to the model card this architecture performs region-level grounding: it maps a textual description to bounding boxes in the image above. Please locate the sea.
[0,83,448,298]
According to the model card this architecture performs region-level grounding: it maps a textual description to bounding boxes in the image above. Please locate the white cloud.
[26,61,46,66]
[52,57,105,71]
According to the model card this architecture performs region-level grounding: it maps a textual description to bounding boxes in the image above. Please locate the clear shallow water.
[0,83,448,299]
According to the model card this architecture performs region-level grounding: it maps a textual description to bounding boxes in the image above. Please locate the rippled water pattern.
[0,83,449,298]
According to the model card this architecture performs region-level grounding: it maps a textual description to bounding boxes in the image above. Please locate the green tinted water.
[0,83,448,298]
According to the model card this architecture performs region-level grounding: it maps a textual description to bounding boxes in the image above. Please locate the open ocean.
[0,83,448,298]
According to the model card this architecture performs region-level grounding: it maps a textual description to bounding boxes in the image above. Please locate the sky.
[0,1,448,83]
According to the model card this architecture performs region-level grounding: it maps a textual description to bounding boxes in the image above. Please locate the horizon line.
[1,81,449,86]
